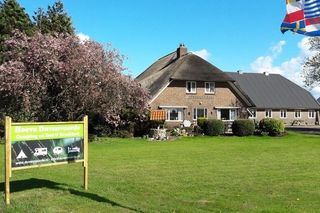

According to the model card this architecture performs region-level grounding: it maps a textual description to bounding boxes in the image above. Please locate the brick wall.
[255,110,317,125]
[150,80,247,122]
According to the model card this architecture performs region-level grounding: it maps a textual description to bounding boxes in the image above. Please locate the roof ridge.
[135,51,176,80]
[227,71,281,75]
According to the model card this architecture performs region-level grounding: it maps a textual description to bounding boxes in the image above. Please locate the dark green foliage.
[0,0,33,38]
[134,120,165,137]
[197,118,207,130]
[0,0,75,63]
[232,119,255,136]
[197,118,207,127]
[203,119,224,136]
[193,125,203,136]
[33,0,74,35]
[88,113,112,136]
[0,0,34,63]
[112,130,133,138]
[259,118,285,136]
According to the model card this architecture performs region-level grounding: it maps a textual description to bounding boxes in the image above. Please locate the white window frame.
[248,109,256,119]
[265,109,272,118]
[166,108,184,121]
[308,110,315,119]
[280,109,287,119]
[193,108,208,120]
[186,81,196,94]
[204,82,215,94]
[217,109,238,121]
[294,110,301,119]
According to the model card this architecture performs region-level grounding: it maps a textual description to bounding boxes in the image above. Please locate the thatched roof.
[136,46,234,98]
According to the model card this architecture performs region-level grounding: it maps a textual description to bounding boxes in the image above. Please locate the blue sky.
[18,0,320,97]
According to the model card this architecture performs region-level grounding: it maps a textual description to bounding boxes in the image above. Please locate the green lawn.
[1,132,320,212]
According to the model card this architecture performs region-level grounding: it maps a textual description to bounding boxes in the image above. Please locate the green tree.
[0,0,33,63]
[0,0,33,38]
[33,0,74,35]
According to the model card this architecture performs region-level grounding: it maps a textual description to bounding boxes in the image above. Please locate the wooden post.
[83,115,88,190]
[5,116,11,205]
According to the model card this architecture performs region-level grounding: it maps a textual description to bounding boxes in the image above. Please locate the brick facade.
[254,110,317,125]
[150,80,248,124]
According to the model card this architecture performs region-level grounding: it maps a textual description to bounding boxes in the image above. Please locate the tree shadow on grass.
[0,178,143,212]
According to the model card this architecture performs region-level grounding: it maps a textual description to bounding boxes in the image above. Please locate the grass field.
[1,132,320,212]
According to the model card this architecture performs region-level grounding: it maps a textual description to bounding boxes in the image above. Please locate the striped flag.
[281,0,320,36]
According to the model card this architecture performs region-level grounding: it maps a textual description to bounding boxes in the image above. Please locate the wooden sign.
[4,116,89,205]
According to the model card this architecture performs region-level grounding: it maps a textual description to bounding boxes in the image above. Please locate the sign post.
[4,116,88,205]
[83,115,88,190]
[5,116,11,205]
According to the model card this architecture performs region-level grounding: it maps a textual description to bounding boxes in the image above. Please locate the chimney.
[177,43,187,58]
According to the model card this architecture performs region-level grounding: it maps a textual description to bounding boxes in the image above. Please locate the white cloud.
[250,55,283,74]
[271,40,286,56]
[77,32,90,42]
[250,38,320,98]
[191,49,211,60]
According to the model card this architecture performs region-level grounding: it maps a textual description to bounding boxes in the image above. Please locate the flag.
[281,0,320,36]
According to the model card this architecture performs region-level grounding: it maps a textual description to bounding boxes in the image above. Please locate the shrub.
[259,118,285,136]
[112,130,133,138]
[134,120,165,137]
[193,125,203,136]
[196,118,207,134]
[232,119,255,136]
[204,119,224,136]
[197,118,207,129]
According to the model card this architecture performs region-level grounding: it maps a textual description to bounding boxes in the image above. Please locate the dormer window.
[205,82,215,94]
[186,81,196,93]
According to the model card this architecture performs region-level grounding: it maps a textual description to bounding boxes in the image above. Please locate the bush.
[203,119,224,136]
[259,118,285,136]
[232,119,255,136]
[197,118,207,129]
[196,118,208,135]
[112,130,133,138]
[134,120,165,137]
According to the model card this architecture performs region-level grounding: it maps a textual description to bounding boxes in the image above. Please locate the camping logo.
[16,150,27,160]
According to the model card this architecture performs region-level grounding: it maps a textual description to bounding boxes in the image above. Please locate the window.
[265,109,272,118]
[294,110,301,118]
[248,109,256,119]
[193,108,208,120]
[217,109,237,121]
[166,108,183,121]
[205,82,215,94]
[186,81,196,93]
[280,109,287,119]
[308,110,315,118]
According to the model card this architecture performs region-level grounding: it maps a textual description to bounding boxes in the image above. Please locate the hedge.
[232,119,255,136]
[207,119,224,136]
[259,118,285,136]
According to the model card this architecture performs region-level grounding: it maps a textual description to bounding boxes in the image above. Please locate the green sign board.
[10,123,85,168]
[4,117,89,205]
[11,124,83,141]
